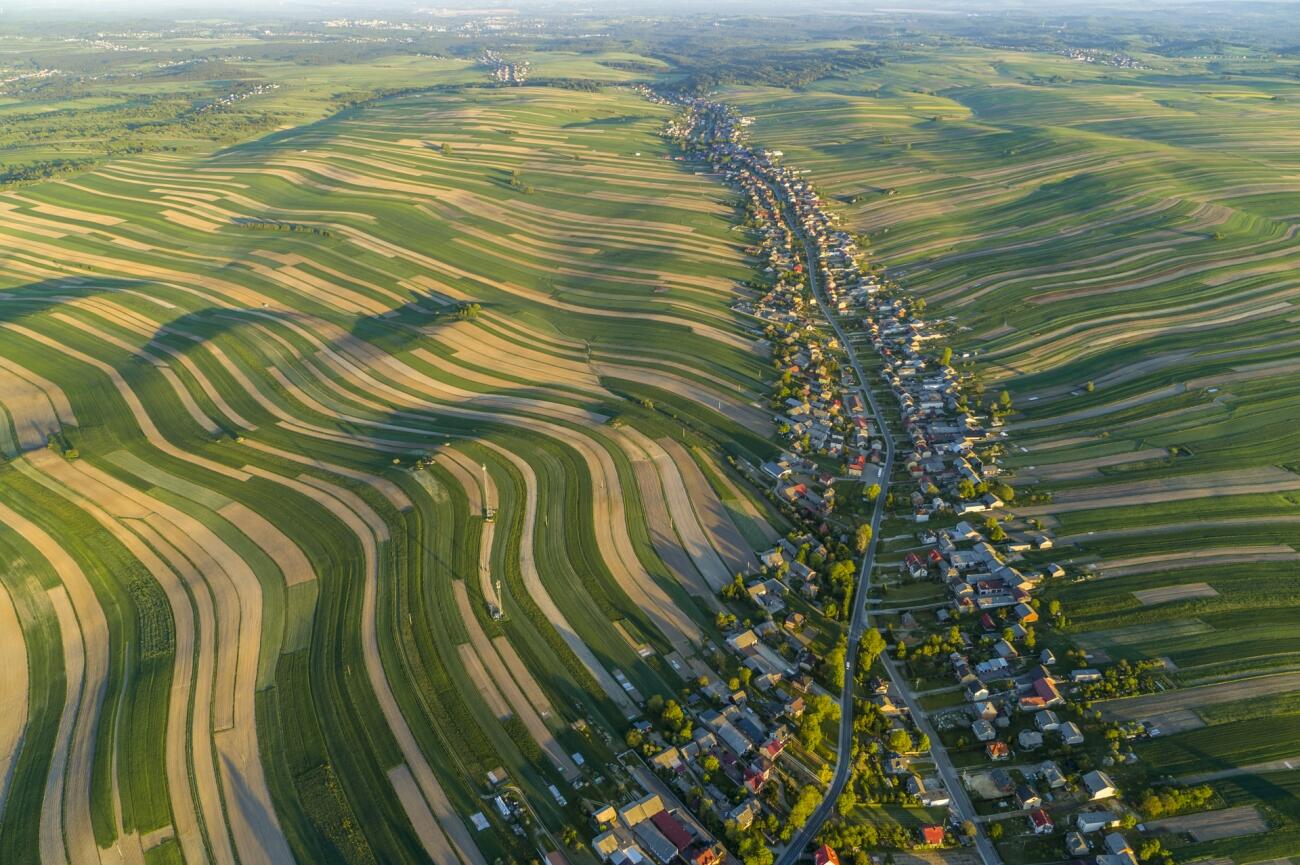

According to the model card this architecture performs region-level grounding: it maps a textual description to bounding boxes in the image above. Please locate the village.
[555,90,1167,865]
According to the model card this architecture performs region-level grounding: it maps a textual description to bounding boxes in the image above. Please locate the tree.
[440,141,454,156]
[939,346,953,366]
[866,483,882,500]
[858,628,886,671]
[854,522,873,554]
[957,478,976,500]
[886,729,912,753]
[961,820,977,839]
[998,390,1013,410]
[1048,599,1062,618]
[988,823,1003,841]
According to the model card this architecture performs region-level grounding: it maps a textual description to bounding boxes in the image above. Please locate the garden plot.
[1134,583,1220,605]
[1101,672,1300,722]
[1147,805,1268,841]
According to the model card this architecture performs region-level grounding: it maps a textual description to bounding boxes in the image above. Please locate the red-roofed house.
[813,846,840,865]
[921,824,946,847]
[986,741,1010,761]
[1033,677,1064,707]
[1028,808,1054,834]
[650,811,693,851]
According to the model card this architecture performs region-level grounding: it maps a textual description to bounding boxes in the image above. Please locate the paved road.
[774,201,896,865]
[774,200,1002,865]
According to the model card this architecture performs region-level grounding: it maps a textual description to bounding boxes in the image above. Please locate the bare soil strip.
[0,579,27,814]
[656,436,760,577]
[0,356,65,451]
[387,765,460,865]
[1179,756,1300,784]
[218,502,315,587]
[1147,805,1268,841]
[1134,583,1220,605]
[451,581,577,777]
[457,644,513,720]
[1100,671,1300,721]
[619,428,729,595]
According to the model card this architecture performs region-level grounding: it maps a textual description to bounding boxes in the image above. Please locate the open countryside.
[1,4,1300,865]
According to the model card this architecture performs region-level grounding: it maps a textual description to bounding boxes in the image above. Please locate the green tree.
[854,522,873,554]
[939,346,953,366]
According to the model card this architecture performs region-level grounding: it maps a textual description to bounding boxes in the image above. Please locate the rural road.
[773,196,1001,865]
[774,199,896,865]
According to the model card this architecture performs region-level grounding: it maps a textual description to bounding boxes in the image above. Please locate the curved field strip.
[476,440,641,720]
[0,579,26,814]
[248,466,485,865]
[434,446,500,610]
[0,496,108,865]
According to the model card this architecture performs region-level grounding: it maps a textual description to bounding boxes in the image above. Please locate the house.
[1016,784,1043,810]
[650,811,693,853]
[1018,730,1044,750]
[920,825,946,847]
[1028,808,1054,834]
[1034,710,1061,732]
[813,845,840,865]
[1031,676,1063,706]
[1038,761,1067,789]
[1083,770,1119,800]
[633,821,680,865]
[971,719,996,741]
[986,741,1010,761]
[972,700,998,721]
[619,794,665,828]
[1071,668,1103,684]
[1076,811,1120,833]
[1059,721,1085,746]
[592,831,621,860]
[1105,832,1134,855]
[726,798,759,830]
[1065,831,1090,856]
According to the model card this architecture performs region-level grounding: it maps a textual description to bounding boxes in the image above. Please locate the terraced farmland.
[725,44,1300,861]
[0,81,787,865]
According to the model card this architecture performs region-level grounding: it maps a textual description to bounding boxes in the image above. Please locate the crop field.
[0,61,791,865]
[723,41,1300,861]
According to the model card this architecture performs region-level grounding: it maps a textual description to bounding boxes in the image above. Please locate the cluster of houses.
[664,97,884,493]
[196,81,279,113]
[654,91,1150,865]
[590,792,726,865]
[480,49,529,83]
